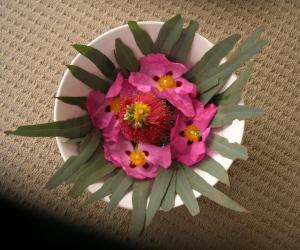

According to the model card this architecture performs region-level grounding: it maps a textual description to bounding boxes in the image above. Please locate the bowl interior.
[54,22,244,210]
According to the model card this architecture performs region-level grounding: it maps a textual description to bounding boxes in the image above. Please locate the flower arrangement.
[5,15,266,238]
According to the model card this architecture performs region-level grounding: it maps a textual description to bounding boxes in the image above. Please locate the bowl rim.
[54,21,245,210]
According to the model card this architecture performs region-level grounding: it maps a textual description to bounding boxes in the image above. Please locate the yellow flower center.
[158,75,176,91]
[110,97,121,114]
[130,150,146,166]
[124,102,151,128]
[184,124,201,142]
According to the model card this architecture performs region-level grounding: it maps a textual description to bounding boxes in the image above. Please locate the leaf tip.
[4,130,13,135]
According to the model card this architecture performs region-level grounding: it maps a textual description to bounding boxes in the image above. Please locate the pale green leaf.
[207,134,248,160]
[160,168,176,211]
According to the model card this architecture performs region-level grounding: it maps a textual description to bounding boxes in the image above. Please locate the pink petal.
[128,72,153,93]
[86,90,105,115]
[177,141,206,166]
[102,118,121,143]
[170,136,188,159]
[139,144,172,168]
[106,72,124,98]
[120,79,140,97]
[140,53,187,78]
[160,90,195,117]
[174,77,197,97]
[122,162,158,179]
[194,103,217,131]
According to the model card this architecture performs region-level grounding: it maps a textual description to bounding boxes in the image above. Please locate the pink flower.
[170,100,217,166]
[86,73,135,142]
[128,53,197,117]
[104,136,172,179]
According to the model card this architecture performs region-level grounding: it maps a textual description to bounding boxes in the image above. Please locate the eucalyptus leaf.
[146,168,173,226]
[72,44,116,80]
[85,169,123,204]
[130,181,151,239]
[115,38,139,73]
[195,39,267,94]
[106,175,133,212]
[79,131,93,152]
[211,64,252,106]
[184,167,247,212]
[169,20,199,63]
[196,156,230,186]
[211,105,264,128]
[56,96,87,110]
[185,33,241,81]
[207,133,248,160]
[176,166,200,216]
[66,65,110,92]
[128,21,153,55]
[65,137,84,144]
[46,130,100,189]
[160,168,176,211]
[5,115,92,139]
[153,14,183,55]
[69,153,115,198]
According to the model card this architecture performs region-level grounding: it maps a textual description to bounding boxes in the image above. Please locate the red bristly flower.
[119,93,173,145]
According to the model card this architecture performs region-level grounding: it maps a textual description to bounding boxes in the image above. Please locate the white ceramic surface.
[54,22,244,210]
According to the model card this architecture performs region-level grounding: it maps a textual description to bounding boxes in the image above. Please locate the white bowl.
[54,21,244,210]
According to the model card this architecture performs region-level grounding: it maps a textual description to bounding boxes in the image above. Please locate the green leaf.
[184,167,248,212]
[199,78,227,105]
[130,181,151,239]
[46,130,100,189]
[211,105,264,128]
[185,33,241,81]
[128,21,154,55]
[153,14,184,55]
[169,20,199,63]
[146,168,173,226]
[72,44,116,80]
[106,174,133,212]
[85,169,123,204]
[5,115,92,139]
[176,166,200,216]
[207,134,248,160]
[66,65,110,92]
[196,156,230,186]
[56,96,87,110]
[211,64,253,106]
[69,152,115,198]
[195,39,267,94]
[115,38,139,73]
[114,50,129,76]
[79,132,93,152]
[230,27,264,59]
[160,168,176,211]
[65,137,84,144]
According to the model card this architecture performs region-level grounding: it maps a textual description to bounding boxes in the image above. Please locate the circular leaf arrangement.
[5,15,266,238]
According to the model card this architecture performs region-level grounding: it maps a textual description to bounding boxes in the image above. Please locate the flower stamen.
[184,124,201,142]
[129,149,146,166]
[158,75,176,91]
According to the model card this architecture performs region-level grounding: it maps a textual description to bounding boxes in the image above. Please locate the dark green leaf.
[106,175,133,212]
[196,156,230,186]
[207,134,248,160]
[5,115,92,139]
[85,169,122,204]
[66,65,110,92]
[115,38,139,73]
[69,147,115,197]
[153,14,183,55]
[176,166,200,216]
[128,21,153,55]
[56,96,87,110]
[72,44,116,80]
[160,168,176,211]
[114,50,129,76]
[211,105,264,128]
[184,167,247,212]
[146,168,173,226]
[65,137,84,144]
[211,64,252,106]
[195,39,267,94]
[185,34,241,81]
[46,130,100,189]
[130,181,151,239]
[169,20,199,63]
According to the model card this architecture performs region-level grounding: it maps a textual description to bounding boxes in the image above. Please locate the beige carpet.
[1,0,299,248]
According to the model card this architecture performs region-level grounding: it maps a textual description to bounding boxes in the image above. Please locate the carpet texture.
[0,0,299,249]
